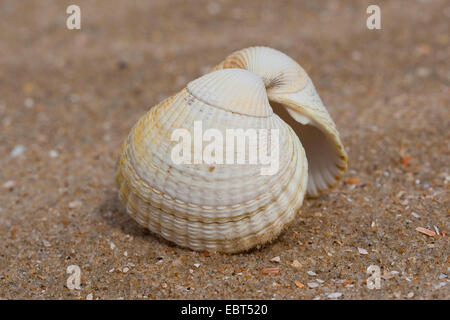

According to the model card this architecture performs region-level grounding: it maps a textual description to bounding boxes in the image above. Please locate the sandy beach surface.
[0,0,448,299]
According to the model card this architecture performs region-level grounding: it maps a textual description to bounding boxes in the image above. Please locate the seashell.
[213,46,347,197]
[116,47,347,253]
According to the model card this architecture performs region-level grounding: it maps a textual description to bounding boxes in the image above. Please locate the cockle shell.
[116,47,347,253]
[213,46,347,197]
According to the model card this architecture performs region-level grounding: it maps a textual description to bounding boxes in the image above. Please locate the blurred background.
[0,0,448,299]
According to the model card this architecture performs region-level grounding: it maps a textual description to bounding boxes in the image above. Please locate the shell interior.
[213,46,348,197]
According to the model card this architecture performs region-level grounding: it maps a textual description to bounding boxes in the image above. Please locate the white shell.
[117,68,308,253]
[214,46,347,197]
[187,68,272,117]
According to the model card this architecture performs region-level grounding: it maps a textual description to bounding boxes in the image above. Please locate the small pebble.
[291,260,302,269]
[193,263,201,268]
[24,98,34,109]
[307,270,317,276]
[434,282,447,289]
[269,256,280,263]
[49,150,59,158]
[382,271,395,280]
[358,248,368,255]
[122,267,129,273]
[438,274,447,279]
[124,251,128,257]
[400,156,411,166]
[10,145,25,158]
[411,211,420,218]
[316,279,325,284]
[2,180,15,189]
[109,241,116,250]
[307,282,319,288]
[68,200,82,209]
[262,268,279,275]
[104,211,113,218]
[328,292,342,299]
[42,240,51,247]
[407,292,414,298]
[86,293,93,300]
[345,177,358,185]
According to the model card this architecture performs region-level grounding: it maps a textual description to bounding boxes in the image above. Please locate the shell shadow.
[97,188,289,255]
[97,188,177,248]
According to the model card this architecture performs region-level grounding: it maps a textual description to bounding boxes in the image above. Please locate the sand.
[0,0,448,299]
